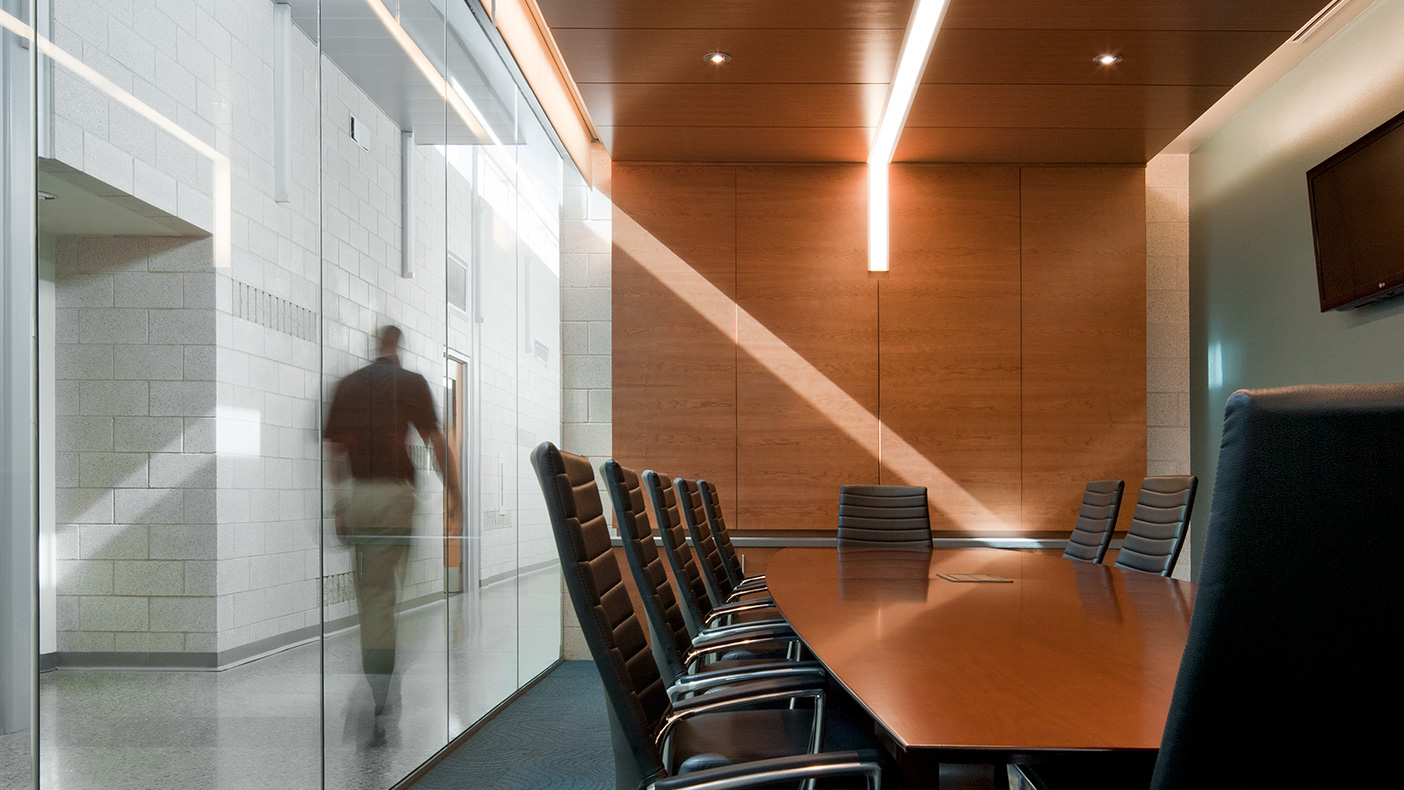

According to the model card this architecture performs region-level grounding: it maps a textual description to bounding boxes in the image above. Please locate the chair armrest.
[721,590,775,605]
[711,597,776,613]
[692,622,795,648]
[684,639,802,674]
[649,751,880,790]
[733,576,768,593]
[668,661,828,702]
[702,600,780,627]
[656,677,828,772]
[697,618,792,640]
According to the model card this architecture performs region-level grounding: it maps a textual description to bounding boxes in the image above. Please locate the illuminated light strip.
[1,9,232,268]
[362,0,500,147]
[868,0,952,272]
[449,76,504,148]
[614,211,1006,531]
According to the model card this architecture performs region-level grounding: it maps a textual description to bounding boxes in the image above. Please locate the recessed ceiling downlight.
[1095,53,1123,66]
[704,51,732,65]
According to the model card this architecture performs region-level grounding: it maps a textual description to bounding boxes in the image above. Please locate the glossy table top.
[766,547,1195,755]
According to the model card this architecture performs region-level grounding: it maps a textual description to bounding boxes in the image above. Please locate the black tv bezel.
[1306,107,1404,312]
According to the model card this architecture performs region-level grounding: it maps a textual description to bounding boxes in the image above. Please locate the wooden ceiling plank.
[536,0,1334,163]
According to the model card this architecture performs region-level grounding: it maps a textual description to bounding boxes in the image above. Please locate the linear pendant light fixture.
[869,0,952,272]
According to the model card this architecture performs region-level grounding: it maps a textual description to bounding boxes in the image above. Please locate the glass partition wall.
[4,1,567,788]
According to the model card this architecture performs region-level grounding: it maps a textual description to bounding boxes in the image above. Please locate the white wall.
[1145,153,1192,580]
[1189,0,1404,578]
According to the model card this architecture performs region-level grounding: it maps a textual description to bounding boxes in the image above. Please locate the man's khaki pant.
[340,479,416,716]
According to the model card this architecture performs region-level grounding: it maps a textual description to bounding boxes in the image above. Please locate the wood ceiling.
[534,0,1334,163]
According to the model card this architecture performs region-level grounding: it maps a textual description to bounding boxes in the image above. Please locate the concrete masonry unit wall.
[46,0,561,665]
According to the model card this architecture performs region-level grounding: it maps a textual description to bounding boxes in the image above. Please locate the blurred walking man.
[325,325,460,746]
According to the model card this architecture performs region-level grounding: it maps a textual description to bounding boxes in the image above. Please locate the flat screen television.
[1307,108,1404,311]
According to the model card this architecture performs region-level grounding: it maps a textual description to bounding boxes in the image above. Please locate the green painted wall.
[1189,0,1404,578]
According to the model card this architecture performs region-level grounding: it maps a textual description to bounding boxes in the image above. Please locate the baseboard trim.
[479,559,557,587]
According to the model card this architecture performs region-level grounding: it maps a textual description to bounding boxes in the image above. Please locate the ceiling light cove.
[704,51,732,65]
[1095,53,1124,66]
[868,0,953,272]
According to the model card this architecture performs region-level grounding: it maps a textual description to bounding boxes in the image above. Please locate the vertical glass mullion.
[0,3,37,788]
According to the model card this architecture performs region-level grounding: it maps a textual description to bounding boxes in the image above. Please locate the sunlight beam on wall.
[615,211,1005,531]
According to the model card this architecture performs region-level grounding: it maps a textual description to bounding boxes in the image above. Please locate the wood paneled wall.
[612,163,1146,535]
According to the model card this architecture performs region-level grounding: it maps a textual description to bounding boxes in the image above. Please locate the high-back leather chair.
[1063,479,1125,564]
[1151,385,1404,788]
[697,479,766,593]
[837,484,931,548]
[532,443,881,790]
[642,470,715,637]
[602,461,695,680]
[603,461,820,690]
[643,471,779,638]
[677,477,769,609]
[1114,476,1197,576]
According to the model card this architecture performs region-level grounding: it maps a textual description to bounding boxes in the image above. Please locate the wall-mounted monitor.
[1307,108,1404,311]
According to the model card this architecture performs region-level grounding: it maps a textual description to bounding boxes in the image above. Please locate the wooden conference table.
[765,547,1195,785]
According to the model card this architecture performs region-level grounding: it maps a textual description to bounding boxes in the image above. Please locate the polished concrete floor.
[0,568,561,790]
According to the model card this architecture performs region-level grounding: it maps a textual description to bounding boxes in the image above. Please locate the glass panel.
[35,0,323,787]
[514,99,563,683]
[26,0,331,785]
[444,2,522,729]
[1,2,36,787]
[16,0,567,787]
[318,0,451,785]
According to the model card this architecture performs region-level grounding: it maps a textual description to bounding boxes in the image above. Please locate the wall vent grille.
[231,281,317,342]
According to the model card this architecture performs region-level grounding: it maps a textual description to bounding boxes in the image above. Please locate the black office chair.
[1149,385,1404,788]
[677,477,773,609]
[643,470,780,638]
[837,485,931,548]
[532,442,882,790]
[603,461,824,697]
[1062,479,1125,564]
[1113,476,1197,576]
[698,479,768,594]
[1019,385,1404,790]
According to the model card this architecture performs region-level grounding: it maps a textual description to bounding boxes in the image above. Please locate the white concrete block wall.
[48,0,454,656]
[561,144,612,492]
[53,236,218,655]
[1145,153,1192,580]
[317,59,449,627]
[212,11,323,656]
[559,144,611,660]
[48,0,565,662]
[474,146,523,585]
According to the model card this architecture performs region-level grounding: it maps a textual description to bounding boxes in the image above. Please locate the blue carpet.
[411,661,613,790]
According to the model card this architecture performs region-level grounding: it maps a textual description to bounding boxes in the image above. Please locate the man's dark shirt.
[325,357,438,482]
